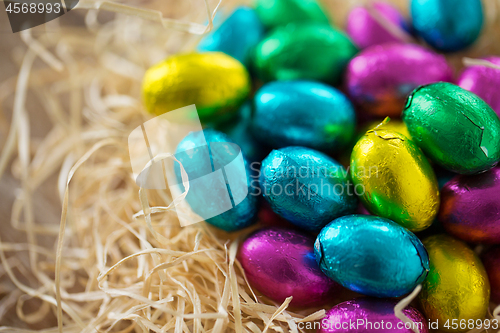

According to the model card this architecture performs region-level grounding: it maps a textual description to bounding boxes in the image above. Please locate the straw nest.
[0,0,499,332]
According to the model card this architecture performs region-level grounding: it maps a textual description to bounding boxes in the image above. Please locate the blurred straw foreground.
[0,0,499,332]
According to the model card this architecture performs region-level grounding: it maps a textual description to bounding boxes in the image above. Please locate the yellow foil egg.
[142,52,250,122]
[350,124,439,231]
[363,118,412,140]
[419,235,490,332]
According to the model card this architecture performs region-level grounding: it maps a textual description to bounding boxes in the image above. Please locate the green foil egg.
[253,23,358,84]
[403,82,500,174]
[142,52,251,123]
[255,0,330,30]
[350,123,439,232]
[419,235,490,332]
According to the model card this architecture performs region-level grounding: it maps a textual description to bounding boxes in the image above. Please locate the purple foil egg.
[345,43,453,117]
[346,2,410,49]
[481,246,500,303]
[458,56,500,115]
[439,166,500,244]
[238,227,339,307]
[318,298,429,333]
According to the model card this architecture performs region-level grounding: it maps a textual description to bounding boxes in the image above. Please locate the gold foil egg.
[142,52,250,122]
[350,121,439,231]
[364,118,412,140]
[419,235,490,332]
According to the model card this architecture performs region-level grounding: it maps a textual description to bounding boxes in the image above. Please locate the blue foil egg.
[314,215,430,297]
[410,0,483,52]
[198,7,264,65]
[260,147,358,232]
[175,129,258,231]
[251,81,356,153]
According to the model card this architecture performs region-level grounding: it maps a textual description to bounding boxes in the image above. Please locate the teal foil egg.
[251,81,356,153]
[314,215,430,298]
[198,7,264,65]
[411,0,483,52]
[259,147,357,232]
[253,23,358,84]
[175,129,258,231]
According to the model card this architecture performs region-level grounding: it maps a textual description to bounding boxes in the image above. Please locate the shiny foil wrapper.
[346,2,410,49]
[458,56,500,116]
[345,43,453,117]
[142,52,250,123]
[175,129,258,231]
[319,298,429,333]
[253,23,358,84]
[255,0,329,29]
[403,82,500,174]
[439,166,500,243]
[238,227,339,307]
[419,235,490,332]
[259,147,358,232]
[411,0,483,52]
[314,215,429,298]
[351,126,439,232]
[251,81,356,153]
[197,7,264,65]
[482,246,500,303]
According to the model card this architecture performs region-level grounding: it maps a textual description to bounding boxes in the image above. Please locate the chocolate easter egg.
[403,82,500,174]
[439,166,500,244]
[419,235,490,332]
[253,23,357,84]
[255,0,329,30]
[315,215,429,298]
[142,52,250,123]
[345,43,453,117]
[351,124,439,232]
[239,227,339,307]
[251,80,356,153]
[260,146,357,232]
[411,0,483,52]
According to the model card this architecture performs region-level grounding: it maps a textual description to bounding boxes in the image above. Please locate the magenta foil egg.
[345,43,453,117]
[439,166,500,244]
[318,298,429,333]
[458,56,500,115]
[346,2,410,49]
[238,227,339,307]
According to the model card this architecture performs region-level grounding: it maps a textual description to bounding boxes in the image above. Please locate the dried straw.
[0,0,499,332]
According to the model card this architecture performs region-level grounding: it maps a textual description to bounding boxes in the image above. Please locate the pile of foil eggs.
[141,0,500,331]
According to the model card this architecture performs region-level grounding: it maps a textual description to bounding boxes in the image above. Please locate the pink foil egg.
[346,2,410,49]
[345,43,453,117]
[481,246,500,303]
[318,298,429,333]
[238,227,339,307]
[458,56,500,115]
[439,166,500,244]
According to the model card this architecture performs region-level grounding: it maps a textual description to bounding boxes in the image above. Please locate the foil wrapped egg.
[350,124,439,232]
[345,43,453,117]
[254,0,329,30]
[253,23,358,84]
[260,146,357,232]
[346,2,410,49]
[403,82,500,174]
[419,235,490,332]
[362,118,412,140]
[481,246,500,303]
[174,129,257,231]
[458,56,500,116]
[251,80,356,153]
[197,7,264,65]
[238,227,339,307]
[411,0,483,52]
[314,215,429,298]
[142,52,250,123]
[439,166,500,243]
[318,298,429,333]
